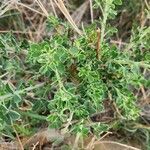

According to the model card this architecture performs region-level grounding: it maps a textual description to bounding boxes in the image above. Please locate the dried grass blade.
[54,0,82,35]
[71,1,89,26]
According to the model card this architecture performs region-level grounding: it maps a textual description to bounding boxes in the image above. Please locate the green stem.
[55,69,64,89]
[100,1,109,44]
[0,82,45,100]
[19,111,47,120]
[113,60,150,69]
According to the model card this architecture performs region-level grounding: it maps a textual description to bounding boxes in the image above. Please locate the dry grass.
[1,0,148,41]
[0,128,142,149]
[0,0,87,41]
[0,0,49,41]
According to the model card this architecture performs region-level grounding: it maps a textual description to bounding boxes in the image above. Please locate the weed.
[0,0,149,145]
[28,13,149,136]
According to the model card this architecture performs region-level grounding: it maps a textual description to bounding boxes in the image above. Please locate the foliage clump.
[28,15,149,134]
[0,0,149,138]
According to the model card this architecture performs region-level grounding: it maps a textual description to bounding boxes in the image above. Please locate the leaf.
[8,110,20,121]
[114,0,122,5]
[13,94,22,105]
[47,114,62,128]
[6,83,15,94]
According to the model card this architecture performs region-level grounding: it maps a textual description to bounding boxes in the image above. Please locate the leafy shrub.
[28,17,149,135]
[0,0,149,137]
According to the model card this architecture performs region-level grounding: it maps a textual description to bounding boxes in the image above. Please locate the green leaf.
[114,0,122,5]
[8,110,20,121]
[6,83,15,94]
[13,94,22,105]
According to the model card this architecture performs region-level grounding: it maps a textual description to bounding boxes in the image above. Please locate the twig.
[32,142,39,150]
[96,28,101,60]
[110,40,127,46]
[98,132,112,141]
[86,136,96,149]
[62,112,74,134]
[144,0,150,10]
[35,0,49,17]
[89,0,94,23]
[73,133,81,150]
[0,0,12,16]
[50,0,57,17]
[108,91,124,119]
[134,124,150,129]
[0,72,9,79]
[16,2,45,16]
[94,141,141,150]
[12,123,24,150]
[71,1,89,26]
[54,0,82,35]
[140,85,147,100]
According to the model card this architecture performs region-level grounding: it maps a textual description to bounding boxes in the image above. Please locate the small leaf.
[13,94,22,105]
[8,110,20,121]
[114,0,122,5]
[6,83,15,94]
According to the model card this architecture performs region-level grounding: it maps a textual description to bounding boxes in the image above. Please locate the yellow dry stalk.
[53,0,82,35]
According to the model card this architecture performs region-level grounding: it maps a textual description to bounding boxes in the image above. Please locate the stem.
[55,69,64,89]
[0,72,9,79]
[19,110,47,120]
[11,122,24,150]
[113,60,150,69]
[96,28,101,60]
[94,141,140,150]
[100,0,115,44]
[100,1,109,44]
[0,82,45,100]
[89,0,94,23]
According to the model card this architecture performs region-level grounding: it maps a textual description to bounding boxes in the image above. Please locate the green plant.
[0,0,149,140]
[28,13,149,135]
[94,0,122,44]
[0,34,47,137]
